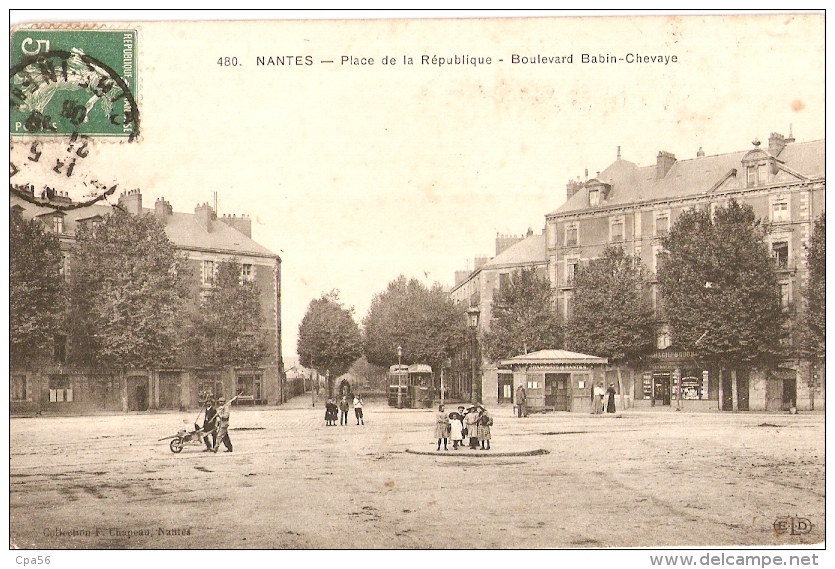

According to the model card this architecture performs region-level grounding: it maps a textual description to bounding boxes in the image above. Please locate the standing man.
[201,399,217,452]
[339,396,350,426]
[515,385,527,418]
[212,396,237,453]
[353,393,364,425]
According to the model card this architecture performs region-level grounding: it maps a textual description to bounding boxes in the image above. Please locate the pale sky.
[9,12,826,361]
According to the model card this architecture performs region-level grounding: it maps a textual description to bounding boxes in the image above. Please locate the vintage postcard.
[8,11,825,561]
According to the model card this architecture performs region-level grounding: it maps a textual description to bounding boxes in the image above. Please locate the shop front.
[635,349,719,411]
[499,349,608,413]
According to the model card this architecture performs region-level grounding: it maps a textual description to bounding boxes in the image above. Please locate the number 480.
[217,57,239,66]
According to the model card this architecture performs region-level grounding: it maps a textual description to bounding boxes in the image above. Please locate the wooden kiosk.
[499,349,608,413]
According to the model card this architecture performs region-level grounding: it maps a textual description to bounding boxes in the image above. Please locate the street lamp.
[397,345,403,409]
[467,307,480,403]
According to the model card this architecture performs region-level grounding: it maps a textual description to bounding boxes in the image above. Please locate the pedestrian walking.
[201,399,217,451]
[339,396,350,426]
[353,394,364,425]
[464,405,481,450]
[478,409,493,450]
[212,396,235,453]
[515,385,527,418]
[449,406,465,449]
[435,405,449,451]
[606,383,617,414]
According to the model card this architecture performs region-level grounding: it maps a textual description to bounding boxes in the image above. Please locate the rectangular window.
[772,200,789,222]
[566,260,578,284]
[202,260,215,285]
[747,166,758,187]
[499,273,510,291]
[772,241,789,269]
[11,375,27,401]
[53,215,64,234]
[656,329,671,350]
[655,214,669,235]
[779,282,790,310]
[611,219,624,242]
[241,263,253,282]
[589,189,600,207]
[565,224,578,246]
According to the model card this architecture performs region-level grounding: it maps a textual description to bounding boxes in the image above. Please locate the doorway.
[653,371,671,406]
[545,373,569,411]
[497,376,513,404]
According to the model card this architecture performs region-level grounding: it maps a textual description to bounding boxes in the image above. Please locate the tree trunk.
[718,368,724,411]
[731,368,739,411]
[809,361,815,411]
[617,367,625,411]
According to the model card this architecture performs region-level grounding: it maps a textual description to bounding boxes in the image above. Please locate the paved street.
[10,397,824,549]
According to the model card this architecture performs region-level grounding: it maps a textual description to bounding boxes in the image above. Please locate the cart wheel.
[170,437,184,453]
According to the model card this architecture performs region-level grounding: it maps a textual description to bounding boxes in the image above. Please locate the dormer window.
[53,215,64,234]
[589,189,600,207]
[746,164,766,187]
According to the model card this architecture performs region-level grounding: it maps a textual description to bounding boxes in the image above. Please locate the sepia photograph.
[7,9,826,561]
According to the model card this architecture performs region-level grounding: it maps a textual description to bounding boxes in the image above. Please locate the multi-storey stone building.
[10,189,284,413]
[546,132,824,411]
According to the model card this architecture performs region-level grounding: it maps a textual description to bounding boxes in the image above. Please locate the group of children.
[435,403,493,451]
[325,394,365,426]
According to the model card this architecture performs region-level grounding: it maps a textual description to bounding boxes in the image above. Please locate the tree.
[564,246,655,409]
[482,267,563,362]
[798,213,825,409]
[192,259,271,368]
[362,276,468,374]
[68,209,191,372]
[10,208,65,368]
[801,212,825,359]
[657,200,785,406]
[297,291,363,396]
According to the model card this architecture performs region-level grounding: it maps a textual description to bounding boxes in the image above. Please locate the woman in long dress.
[606,383,617,413]
[434,405,449,451]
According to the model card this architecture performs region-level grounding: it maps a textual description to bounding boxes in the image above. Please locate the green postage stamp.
[10,29,139,139]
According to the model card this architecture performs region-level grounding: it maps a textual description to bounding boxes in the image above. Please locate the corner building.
[546,132,824,411]
[10,189,284,414]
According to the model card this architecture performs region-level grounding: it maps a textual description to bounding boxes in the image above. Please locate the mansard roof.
[549,138,824,217]
[9,194,278,259]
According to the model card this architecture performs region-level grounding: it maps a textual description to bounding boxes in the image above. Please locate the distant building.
[546,132,825,411]
[449,228,548,404]
[10,188,284,413]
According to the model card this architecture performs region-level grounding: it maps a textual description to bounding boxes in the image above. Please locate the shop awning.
[500,349,608,367]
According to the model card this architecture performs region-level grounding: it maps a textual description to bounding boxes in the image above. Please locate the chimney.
[566,178,583,201]
[219,213,252,238]
[454,270,470,286]
[194,202,216,232]
[786,123,795,144]
[526,227,534,237]
[697,147,705,158]
[118,189,142,215]
[474,256,488,270]
[154,197,173,223]
[768,132,788,156]
[496,233,524,256]
[656,151,676,180]
[617,145,621,160]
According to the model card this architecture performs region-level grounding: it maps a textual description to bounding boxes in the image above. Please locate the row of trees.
[10,208,270,376]
[296,201,825,397]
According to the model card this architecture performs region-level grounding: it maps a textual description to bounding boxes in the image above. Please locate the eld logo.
[773,516,812,535]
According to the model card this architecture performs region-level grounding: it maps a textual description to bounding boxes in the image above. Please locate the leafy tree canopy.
[565,246,655,364]
[482,267,563,362]
[68,209,191,370]
[657,199,785,368]
[192,259,272,368]
[10,208,65,368]
[362,276,468,371]
[297,290,363,378]
[801,212,825,359]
